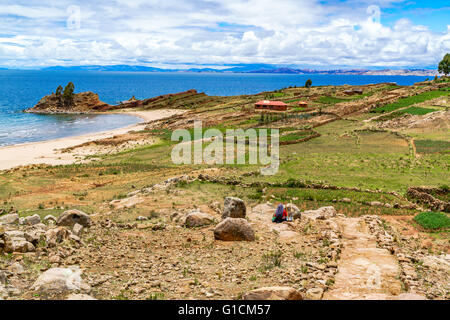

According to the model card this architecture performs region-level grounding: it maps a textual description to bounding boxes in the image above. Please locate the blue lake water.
[0,70,429,147]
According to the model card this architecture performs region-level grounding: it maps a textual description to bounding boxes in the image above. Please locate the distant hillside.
[35,64,439,76]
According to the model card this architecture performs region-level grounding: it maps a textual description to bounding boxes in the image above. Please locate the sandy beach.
[0,109,184,171]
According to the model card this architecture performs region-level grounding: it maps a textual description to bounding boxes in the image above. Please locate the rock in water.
[57,209,91,228]
[222,197,246,219]
[243,287,303,300]
[213,218,255,241]
[32,267,90,293]
[184,210,215,228]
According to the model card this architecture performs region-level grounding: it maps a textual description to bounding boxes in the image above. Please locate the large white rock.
[32,267,90,293]
[303,206,337,221]
[0,214,19,225]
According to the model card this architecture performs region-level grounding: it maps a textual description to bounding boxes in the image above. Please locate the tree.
[305,79,312,88]
[62,82,75,107]
[55,85,64,107]
[438,53,450,76]
[55,85,63,97]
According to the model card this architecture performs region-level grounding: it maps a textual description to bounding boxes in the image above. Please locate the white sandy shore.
[0,109,184,171]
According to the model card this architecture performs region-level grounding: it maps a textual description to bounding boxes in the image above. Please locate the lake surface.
[0,70,429,147]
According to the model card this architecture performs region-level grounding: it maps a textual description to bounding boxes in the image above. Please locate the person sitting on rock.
[272,203,287,223]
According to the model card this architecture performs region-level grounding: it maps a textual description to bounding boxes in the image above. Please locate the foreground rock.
[214,218,255,241]
[222,197,246,219]
[0,214,19,225]
[184,210,215,228]
[57,210,91,228]
[243,287,303,300]
[32,267,90,293]
[303,206,337,221]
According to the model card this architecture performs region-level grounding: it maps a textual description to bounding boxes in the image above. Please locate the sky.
[0,0,449,69]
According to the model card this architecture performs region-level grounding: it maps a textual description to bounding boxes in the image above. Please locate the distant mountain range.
[0,64,439,76]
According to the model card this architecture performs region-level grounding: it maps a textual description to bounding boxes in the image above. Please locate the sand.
[0,109,185,171]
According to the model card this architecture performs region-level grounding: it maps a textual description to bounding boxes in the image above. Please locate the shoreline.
[0,109,184,171]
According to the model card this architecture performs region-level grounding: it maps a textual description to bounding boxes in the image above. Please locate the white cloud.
[0,0,448,68]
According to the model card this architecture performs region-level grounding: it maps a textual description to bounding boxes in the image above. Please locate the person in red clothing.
[282,204,288,221]
[272,203,288,223]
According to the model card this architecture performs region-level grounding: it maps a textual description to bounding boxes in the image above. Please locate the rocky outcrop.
[407,187,450,212]
[213,218,255,241]
[26,92,110,114]
[57,209,91,228]
[222,197,246,219]
[243,287,303,300]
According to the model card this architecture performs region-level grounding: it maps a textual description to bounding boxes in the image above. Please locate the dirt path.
[323,217,403,300]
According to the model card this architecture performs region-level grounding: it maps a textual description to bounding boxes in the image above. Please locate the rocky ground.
[1,178,448,300]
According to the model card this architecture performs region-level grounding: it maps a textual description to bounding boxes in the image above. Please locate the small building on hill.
[298,101,308,108]
[255,100,288,111]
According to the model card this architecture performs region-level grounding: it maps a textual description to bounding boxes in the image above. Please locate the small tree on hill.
[305,79,312,88]
[438,53,450,76]
[62,82,75,107]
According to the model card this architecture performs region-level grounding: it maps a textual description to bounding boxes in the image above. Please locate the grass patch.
[414,211,450,230]
[414,140,450,154]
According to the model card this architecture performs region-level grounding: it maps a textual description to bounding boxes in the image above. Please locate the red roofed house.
[255,100,288,111]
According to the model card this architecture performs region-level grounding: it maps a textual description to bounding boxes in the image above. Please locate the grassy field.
[1,82,449,226]
[372,90,449,113]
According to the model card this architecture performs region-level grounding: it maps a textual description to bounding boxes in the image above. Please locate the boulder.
[4,236,35,253]
[214,218,255,241]
[341,198,351,203]
[305,287,324,300]
[24,229,46,245]
[0,214,19,225]
[25,214,41,226]
[222,197,246,219]
[57,209,90,228]
[44,215,57,224]
[370,201,383,207]
[303,206,336,221]
[184,210,215,228]
[32,267,90,293]
[45,227,71,247]
[72,223,84,237]
[243,287,303,300]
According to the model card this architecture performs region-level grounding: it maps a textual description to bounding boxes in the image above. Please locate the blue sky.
[0,0,449,69]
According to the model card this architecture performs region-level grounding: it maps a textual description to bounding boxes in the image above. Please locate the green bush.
[414,211,450,230]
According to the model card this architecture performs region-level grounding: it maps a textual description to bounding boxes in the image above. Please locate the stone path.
[323,217,403,300]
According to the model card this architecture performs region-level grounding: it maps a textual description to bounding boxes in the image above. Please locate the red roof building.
[255,100,288,111]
